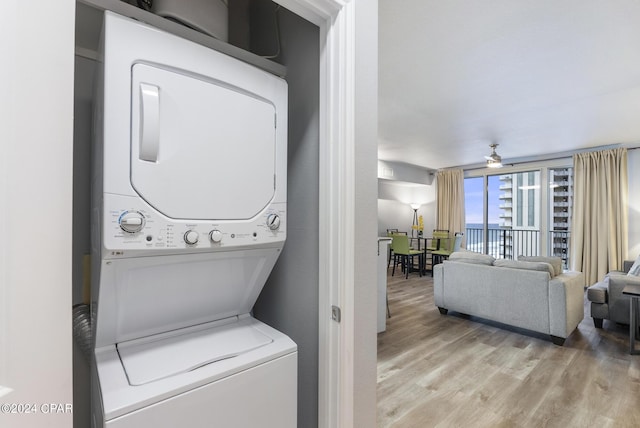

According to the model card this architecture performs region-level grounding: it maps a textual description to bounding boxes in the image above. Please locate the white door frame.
[274,0,356,426]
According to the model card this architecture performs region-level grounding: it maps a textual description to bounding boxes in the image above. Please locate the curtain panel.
[436,169,465,243]
[570,148,628,284]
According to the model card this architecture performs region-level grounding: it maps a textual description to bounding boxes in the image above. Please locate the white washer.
[91,12,296,428]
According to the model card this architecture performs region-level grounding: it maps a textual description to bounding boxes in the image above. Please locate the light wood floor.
[377,270,640,427]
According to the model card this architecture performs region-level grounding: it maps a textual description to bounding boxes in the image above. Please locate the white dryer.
[91,12,296,428]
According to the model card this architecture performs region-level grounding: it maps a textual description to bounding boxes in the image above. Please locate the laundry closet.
[73,1,320,426]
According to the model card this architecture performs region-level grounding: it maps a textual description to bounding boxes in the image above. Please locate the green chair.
[425,230,449,252]
[424,230,449,272]
[387,231,407,268]
[431,232,464,270]
[391,234,424,279]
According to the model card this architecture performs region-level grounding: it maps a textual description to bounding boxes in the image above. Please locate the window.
[464,177,484,253]
[528,172,535,227]
[516,174,523,227]
[465,169,546,260]
[463,175,505,258]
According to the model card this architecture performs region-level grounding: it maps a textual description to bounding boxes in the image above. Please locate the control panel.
[102,194,286,256]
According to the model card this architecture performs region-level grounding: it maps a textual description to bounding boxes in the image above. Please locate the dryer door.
[130,63,277,220]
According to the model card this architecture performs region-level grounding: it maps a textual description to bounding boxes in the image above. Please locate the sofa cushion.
[448,250,495,266]
[518,256,562,277]
[493,259,554,276]
[627,254,640,277]
[623,260,634,273]
[587,281,608,304]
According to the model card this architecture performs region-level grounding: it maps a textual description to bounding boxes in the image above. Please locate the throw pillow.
[449,250,495,266]
[518,256,563,277]
[493,259,555,277]
[628,254,640,277]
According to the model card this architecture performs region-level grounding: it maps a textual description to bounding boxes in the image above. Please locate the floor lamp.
[410,203,421,238]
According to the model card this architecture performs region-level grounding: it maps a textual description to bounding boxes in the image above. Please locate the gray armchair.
[587,260,639,327]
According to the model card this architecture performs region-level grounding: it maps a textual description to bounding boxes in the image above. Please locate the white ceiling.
[378,0,640,170]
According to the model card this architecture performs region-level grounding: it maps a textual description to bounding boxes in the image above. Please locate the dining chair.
[386,232,397,266]
[424,230,449,273]
[387,230,409,267]
[426,229,449,251]
[391,234,424,279]
[431,232,464,270]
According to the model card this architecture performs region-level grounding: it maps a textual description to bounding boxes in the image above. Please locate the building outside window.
[548,167,573,269]
[465,165,572,266]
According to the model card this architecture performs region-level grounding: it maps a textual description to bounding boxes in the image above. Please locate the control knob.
[120,211,145,233]
[209,229,223,243]
[266,213,281,231]
[184,230,199,245]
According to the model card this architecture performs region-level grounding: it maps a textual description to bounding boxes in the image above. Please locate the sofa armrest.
[549,271,585,338]
[606,273,640,324]
[587,282,608,304]
[607,272,640,295]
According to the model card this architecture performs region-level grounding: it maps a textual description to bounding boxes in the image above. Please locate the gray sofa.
[433,251,585,346]
[587,260,638,327]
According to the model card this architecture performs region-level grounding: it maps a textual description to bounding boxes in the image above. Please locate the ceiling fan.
[485,143,503,168]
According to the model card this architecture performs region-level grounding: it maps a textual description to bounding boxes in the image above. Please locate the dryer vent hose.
[72,304,93,360]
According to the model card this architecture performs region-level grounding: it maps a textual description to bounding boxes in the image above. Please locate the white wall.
[0,1,74,427]
[378,200,436,235]
[378,180,437,236]
[353,1,379,426]
[628,149,640,258]
[377,160,435,184]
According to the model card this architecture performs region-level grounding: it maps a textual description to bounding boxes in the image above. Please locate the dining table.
[409,236,446,251]
[409,236,450,274]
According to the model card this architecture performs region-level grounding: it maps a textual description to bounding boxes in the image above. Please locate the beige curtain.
[570,148,628,284]
[436,169,465,243]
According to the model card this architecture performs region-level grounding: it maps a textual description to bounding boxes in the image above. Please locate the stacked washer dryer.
[91,12,296,428]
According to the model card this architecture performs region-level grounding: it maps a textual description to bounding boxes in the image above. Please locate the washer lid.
[118,317,273,386]
[130,63,277,220]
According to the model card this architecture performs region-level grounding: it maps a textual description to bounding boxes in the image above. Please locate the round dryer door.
[130,63,278,220]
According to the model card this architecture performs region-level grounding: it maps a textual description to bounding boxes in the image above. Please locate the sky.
[464,176,502,225]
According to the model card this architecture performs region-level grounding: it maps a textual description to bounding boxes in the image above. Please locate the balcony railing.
[465,227,543,259]
[464,227,571,268]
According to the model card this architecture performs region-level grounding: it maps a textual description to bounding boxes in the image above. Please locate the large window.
[464,177,484,252]
[465,167,569,261]
[464,176,503,255]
